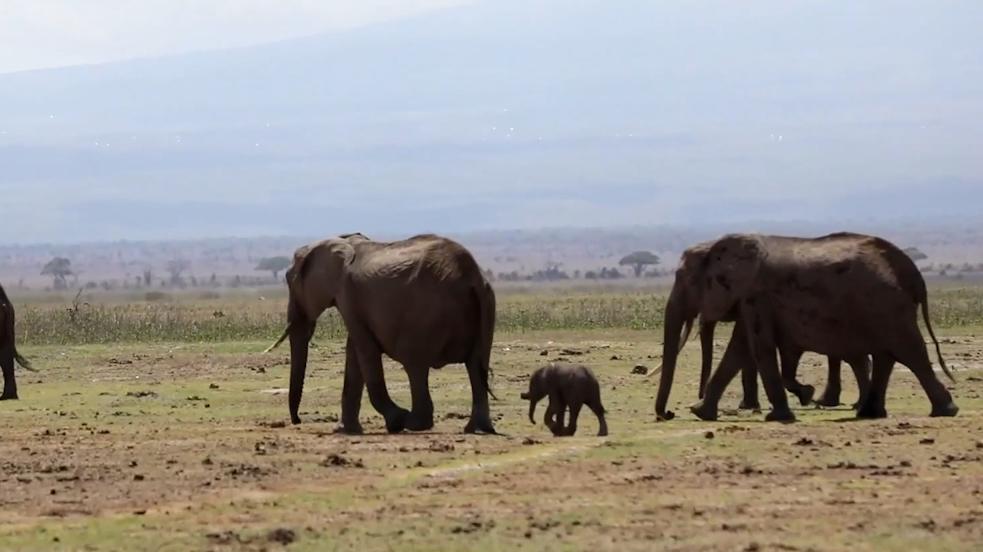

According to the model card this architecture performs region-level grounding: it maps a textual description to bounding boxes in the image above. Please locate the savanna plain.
[2,286,982,551]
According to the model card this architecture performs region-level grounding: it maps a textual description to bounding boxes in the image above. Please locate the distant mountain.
[1,0,981,243]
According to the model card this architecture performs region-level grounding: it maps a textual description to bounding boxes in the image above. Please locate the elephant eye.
[715,275,731,291]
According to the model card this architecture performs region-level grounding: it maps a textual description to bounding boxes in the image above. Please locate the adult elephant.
[1,283,33,400]
[698,318,871,409]
[654,232,956,422]
[266,233,497,435]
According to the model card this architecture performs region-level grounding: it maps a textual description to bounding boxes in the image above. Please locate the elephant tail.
[473,280,497,400]
[921,299,954,383]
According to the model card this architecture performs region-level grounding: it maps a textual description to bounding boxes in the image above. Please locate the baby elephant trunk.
[522,392,540,424]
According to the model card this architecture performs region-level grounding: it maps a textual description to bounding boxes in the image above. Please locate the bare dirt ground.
[1,329,981,551]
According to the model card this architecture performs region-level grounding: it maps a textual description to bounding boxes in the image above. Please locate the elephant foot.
[738,399,761,411]
[690,400,718,421]
[930,401,959,417]
[856,400,887,419]
[656,410,676,422]
[0,393,18,401]
[792,384,815,406]
[814,390,841,408]
[464,414,497,435]
[383,408,410,434]
[405,412,435,432]
[764,408,796,423]
[334,422,364,435]
[290,414,302,425]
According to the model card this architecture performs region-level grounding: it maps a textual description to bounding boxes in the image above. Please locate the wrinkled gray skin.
[698,318,871,409]
[0,284,32,400]
[521,363,608,437]
[267,233,497,435]
[656,232,956,423]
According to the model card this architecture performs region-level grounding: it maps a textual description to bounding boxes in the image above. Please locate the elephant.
[521,363,608,436]
[654,232,956,423]
[0,284,32,400]
[697,318,871,409]
[266,233,497,435]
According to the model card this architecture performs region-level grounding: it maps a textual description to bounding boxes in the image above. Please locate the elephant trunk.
[655,287,693,420]
[287,309,315,425]
[527,395,540,424]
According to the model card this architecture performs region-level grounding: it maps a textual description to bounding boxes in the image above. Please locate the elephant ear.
[702,235,763,320]
[288,239,356,320]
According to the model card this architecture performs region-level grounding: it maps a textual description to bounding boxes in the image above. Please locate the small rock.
[267,528,297,545]
[920,438,935,445]
[540,350,549,356]
[631,365,649,375]
[704,431,715,440]
[209,383,220,389]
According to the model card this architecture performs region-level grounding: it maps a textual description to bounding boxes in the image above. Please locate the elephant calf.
[521,363,608,437]
[0,284,32,400]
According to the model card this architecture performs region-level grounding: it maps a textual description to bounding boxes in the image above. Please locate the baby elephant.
[521,363,608,436]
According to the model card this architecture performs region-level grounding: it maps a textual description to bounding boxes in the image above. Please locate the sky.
[0,0,981,244]
[0,0,468,74]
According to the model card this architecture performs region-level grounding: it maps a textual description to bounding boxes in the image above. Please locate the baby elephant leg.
[544,401,565,436]
[587,397,608,436]
[564,400,584,436]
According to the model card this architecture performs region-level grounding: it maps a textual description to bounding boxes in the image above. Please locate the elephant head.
[655,234,763,420]
[521,368,548,424]
[265,233,369,424]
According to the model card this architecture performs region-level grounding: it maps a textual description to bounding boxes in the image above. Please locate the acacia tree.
[256,256,292,280]
[619,251,660,277]
[166,259,191,286]
[41,257,73,290]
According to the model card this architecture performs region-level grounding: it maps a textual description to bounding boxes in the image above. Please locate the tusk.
[646,318,695,378]
[264,325,291,353]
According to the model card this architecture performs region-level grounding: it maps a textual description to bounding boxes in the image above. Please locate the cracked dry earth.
[0,329,981,551]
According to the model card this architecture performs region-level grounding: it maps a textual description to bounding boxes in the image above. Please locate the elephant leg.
[891,329,958,417]
[692,321,750,421]
[780,348,814,406]
[405,367,434,431]
[743,302,794,422]
[337,338,364,434]
[463,358,496,435]
[587,397,608,437]
[544,401,560,433]
[0,345,16,401]
[552,405,567,437]
[738,360,761,411]
[350,331,408,433]
[564,400,584,437]
[815,357,843,407]
[847,356,872,410]
[699,321,715,400]
[857,354,893,419]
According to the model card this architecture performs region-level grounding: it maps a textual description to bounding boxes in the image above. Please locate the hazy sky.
[0,1,981,244]
[0,0,467,74]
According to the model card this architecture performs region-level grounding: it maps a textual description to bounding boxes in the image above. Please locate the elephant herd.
[265,231,958,435]
[0,231,959,436]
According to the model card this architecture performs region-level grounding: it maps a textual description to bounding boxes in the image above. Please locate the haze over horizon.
[1,0,981,245]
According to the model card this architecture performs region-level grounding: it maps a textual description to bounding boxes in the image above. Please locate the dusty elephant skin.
[655,232,957,423]
[0,284,32,401]
[521,363,608,437]
[266,233,497,435]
